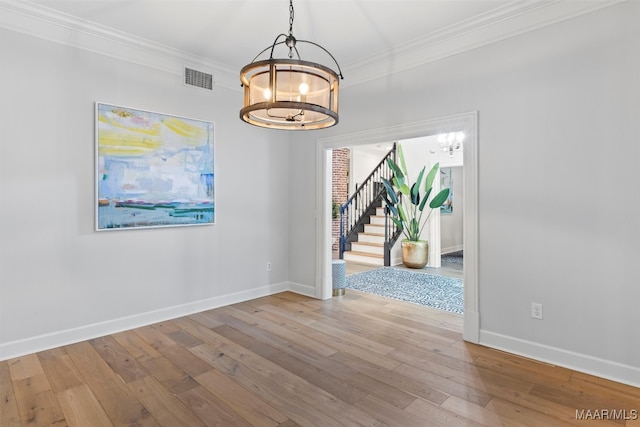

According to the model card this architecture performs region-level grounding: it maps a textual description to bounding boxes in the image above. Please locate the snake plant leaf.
[429,188,451,209]
[381,178,397,204]
[397,144,408,175]
[386,157,404,180]
[410,182,421,206]
[424,162,440,192]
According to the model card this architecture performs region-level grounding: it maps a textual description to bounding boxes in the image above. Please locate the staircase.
[339,144,403,266]
[343,206,388,266]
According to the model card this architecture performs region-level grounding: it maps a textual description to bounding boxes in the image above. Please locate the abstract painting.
[96,103,214,230]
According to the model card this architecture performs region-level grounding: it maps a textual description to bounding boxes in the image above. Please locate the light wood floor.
[2,291,639,426]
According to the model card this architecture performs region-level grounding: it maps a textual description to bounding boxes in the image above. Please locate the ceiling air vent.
[185,67,213,91]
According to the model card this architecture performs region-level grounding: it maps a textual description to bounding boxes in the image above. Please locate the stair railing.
[339,143,400,264]
[383,201,403,266]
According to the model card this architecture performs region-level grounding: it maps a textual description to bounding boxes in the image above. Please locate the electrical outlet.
[266,262,272,272]
[531,303,543,320]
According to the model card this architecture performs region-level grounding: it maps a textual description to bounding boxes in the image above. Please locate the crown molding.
[0,0,626,90]
[344,0,626,86]
[0,0,239,90]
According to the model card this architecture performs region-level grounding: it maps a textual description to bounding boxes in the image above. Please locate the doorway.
[316,111,479,343]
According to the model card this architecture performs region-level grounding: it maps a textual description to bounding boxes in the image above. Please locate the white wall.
[289,1,640,386]
[0,29,291,358]
[350,144,393,192]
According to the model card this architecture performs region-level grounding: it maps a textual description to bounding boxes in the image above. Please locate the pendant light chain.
[289,0,294,36]
[287,0,295,58]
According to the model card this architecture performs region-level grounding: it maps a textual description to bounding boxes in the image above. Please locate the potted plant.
[382,144,450,268]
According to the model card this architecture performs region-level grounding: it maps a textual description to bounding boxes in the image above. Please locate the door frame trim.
[315,111,479,342]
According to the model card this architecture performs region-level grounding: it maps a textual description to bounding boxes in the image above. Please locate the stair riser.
[351,243,384,255]
[369,216,387,226]
[358,234,386,244]
[364,224,385,234]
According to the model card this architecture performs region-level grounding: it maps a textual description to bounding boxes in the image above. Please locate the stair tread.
[360,232,386,237]
[344,250,384,259]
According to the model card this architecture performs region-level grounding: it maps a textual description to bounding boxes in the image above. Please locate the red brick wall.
[332,148,350,251]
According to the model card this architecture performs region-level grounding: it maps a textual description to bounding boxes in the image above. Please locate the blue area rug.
[346,268,463,314]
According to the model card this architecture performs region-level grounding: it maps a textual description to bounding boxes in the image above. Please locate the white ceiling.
[2,0,624,88]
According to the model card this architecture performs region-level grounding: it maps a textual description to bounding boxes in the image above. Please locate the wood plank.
[211,323,369,405]
[128,375,205,427]
[328,351,446,407]
[481,387,624,427]
[37,348,84,393]
[89,336,148,384]
[217,305,338,357]
[139,356,199,395]
[8,355,67,427]
[473,353,573,384]
[176,386,253,427]
[156,344,213,378]
[64,341,160,427]
[392,348,535,397]
[353,394,436,427]
[195,369,288,426]
[440,395,513,427]
[530,379,640,411]
[111,330,162,363]
[150,322,204,348]
[484,397,577,427]
[56,385,113,427]
[0,361,22,427]
[405,396,484,427]
[189,345,351,427]
[133,325,177,352]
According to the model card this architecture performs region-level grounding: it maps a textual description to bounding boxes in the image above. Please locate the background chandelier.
[239,0,343,130]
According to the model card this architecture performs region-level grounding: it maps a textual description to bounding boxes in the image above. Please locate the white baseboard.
[480,330,640,389]
[442,245,463,255]
[0,282,289,361]
[287,281,317,298]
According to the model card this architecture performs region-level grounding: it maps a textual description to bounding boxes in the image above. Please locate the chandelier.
[239,0,343,130]
[437,132,465,157]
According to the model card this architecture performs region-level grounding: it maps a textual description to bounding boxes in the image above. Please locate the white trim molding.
[480,330,640,389]
[344,0,626,86]
[0,281,289,361]
[0,0,237,89]
[0,0,625,90]
[316,111,479,342]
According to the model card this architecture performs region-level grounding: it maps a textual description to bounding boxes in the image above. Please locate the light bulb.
[299,82,309,95]
[263,88,271,100]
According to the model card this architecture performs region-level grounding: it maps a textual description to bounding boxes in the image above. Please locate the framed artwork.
[96,103,214,230]
[440,167,453,215]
